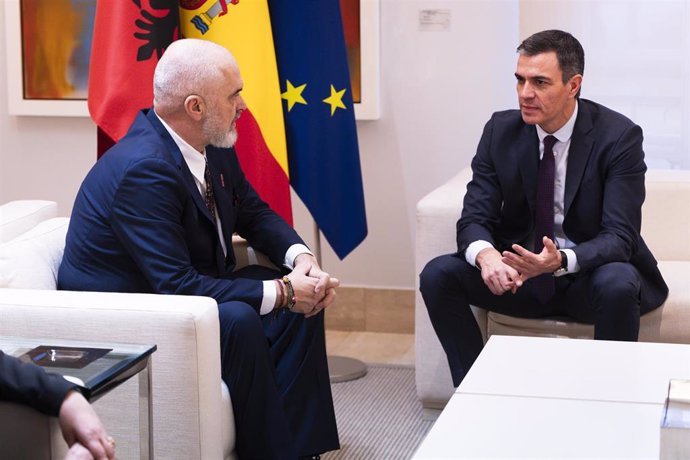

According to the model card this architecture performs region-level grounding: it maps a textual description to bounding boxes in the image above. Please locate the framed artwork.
[4,0,93,116]
[343,0,381,120]
[4,0,380,119]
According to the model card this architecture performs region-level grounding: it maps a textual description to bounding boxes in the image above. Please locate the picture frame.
[4,0,90,116]
[353,0,381,120]
[4,0,380,119]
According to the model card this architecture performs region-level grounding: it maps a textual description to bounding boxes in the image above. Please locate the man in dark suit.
[419,30,668,387]
[0,350,115,459]
[59,39,339,459]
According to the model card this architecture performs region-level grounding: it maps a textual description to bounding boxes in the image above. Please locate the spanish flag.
[178,1,292,223]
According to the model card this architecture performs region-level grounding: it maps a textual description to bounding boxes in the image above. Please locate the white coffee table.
[413,335,690,459]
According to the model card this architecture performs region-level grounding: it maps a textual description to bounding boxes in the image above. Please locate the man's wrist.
[281,276,296,310]
[284,244,313,269]
[475,246,500,271]
[554,250,568,276]
[466,240,494,268]
[294,252,315,267]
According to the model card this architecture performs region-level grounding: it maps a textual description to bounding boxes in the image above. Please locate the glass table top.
[0,337,156,400]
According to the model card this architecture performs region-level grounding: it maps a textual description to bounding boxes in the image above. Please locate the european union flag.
[268,0,367,259]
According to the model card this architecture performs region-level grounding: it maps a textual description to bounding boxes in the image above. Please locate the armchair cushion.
[0,200,57,243]
[0,218,69,289]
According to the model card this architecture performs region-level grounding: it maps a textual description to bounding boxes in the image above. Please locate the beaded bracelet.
[281,276,296,310]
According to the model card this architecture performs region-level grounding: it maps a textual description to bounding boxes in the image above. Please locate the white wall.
[0,1,519,290]
[520,0,690,170]
[0,3,95,215]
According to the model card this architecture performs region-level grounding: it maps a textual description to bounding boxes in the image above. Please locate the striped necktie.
[204,161,217,220]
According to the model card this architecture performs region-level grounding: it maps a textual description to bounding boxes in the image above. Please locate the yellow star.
[281,80,307,112]
[322,84,347,116]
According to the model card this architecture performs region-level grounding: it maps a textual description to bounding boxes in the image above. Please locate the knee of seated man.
[420,254,461,293]
[589,262,641,304]
[218,301,263,336]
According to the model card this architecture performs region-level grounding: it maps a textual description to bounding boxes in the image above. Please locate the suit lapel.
[564,102,594,216]
[517,125,540,214]
[146,110,215,224]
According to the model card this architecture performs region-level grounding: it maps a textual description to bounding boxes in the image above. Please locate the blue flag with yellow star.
[268,0,367,259]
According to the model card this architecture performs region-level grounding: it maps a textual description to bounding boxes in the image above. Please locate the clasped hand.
[286,254,339,317]
[477,237,561,295]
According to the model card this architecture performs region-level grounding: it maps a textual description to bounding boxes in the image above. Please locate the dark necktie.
[532,135,557,303]
[204,161,217,220]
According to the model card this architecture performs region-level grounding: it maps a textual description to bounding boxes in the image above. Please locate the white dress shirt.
[465,102,580,275]
[155,111,313,313]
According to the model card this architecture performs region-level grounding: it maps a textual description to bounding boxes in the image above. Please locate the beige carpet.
[323,365,434,459]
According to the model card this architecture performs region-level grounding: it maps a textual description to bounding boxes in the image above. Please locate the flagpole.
[314,222,368,382]
[313,221,323,267]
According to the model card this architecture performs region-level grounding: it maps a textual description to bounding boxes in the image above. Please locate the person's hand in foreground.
[59,390,116,460]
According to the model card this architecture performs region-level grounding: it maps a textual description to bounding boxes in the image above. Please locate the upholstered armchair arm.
[0,402,66,459]
[0,288,226,460]
[415,168,489,409]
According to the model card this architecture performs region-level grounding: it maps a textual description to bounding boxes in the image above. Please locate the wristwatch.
[554,250,568,276]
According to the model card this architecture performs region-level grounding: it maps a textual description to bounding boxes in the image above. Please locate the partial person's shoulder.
[490,108,523,124]
[579,98,639,131]
[481,108,529,137]
[96,138,173,179]
[99,115,175,168]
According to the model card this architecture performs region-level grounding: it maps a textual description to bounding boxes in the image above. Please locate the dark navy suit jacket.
[0,351,76,416]
[59,109,303,310]
[457,98,668,311]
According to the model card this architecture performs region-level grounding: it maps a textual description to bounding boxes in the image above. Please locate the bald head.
[152,39,246,152]
[153,38,239,115]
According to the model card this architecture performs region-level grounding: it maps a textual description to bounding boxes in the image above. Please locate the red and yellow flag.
[178,1,292,223]
[88,0,291,222]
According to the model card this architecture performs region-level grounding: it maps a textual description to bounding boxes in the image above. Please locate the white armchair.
[415,168,690,410]
[0,200,239,459]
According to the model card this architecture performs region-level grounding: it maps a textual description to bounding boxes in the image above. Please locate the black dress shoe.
[299,456,320,460]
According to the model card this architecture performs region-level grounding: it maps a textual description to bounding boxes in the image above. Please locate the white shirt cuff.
[260,280,277,315]
[465,240,494,267]
[561,248,580,274]
[284,244,313,269]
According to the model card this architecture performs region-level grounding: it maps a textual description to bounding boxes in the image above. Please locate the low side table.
[0,338,156,459]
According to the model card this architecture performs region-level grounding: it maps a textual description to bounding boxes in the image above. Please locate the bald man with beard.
[59,39,339,459]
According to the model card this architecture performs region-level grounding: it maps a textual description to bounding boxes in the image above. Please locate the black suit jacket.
[0,351,75,416]
[457,99,668,311]
[59,109,304,310]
